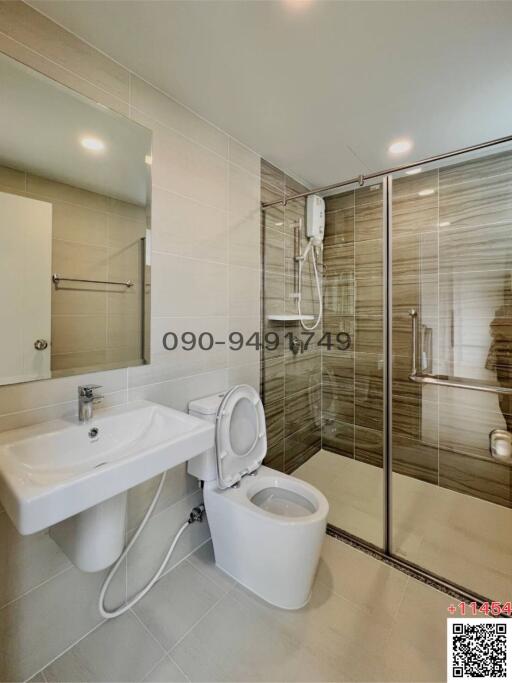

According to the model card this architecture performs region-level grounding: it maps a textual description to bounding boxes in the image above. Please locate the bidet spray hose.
[99,472,204,619]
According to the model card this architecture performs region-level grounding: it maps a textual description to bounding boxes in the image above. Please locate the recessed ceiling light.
[388,139,413,155]
[405,167,422,175]
[418,188,434,197]
[283,0,313,11]
[80,136,105,152]
[439,221,451,227]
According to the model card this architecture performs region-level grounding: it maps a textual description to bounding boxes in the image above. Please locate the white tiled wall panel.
[0,2,261,679]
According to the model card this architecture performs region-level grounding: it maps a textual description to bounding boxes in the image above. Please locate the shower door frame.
[262,133,512,603]
[336,142,510,604]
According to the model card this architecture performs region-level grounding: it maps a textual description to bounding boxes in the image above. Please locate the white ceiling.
[29,0,512,188]
[0,51,151,205]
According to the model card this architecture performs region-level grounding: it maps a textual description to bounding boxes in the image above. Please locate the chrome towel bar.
[52,273,134,288]
[408,309,512,395]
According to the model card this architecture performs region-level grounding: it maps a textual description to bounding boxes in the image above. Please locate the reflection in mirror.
[0,53,152,385]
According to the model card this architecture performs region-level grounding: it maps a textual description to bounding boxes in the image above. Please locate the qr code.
[448,619,511,681]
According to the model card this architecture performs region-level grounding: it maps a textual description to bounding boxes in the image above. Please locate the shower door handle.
[407,309,512,395]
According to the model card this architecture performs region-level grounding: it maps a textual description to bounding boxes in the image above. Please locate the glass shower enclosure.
[263,140,512,602]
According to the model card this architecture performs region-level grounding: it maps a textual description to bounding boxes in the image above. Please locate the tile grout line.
[0,565,72,612]
[166,652,192,683]
[131,106,231,165]
[33,618,107,683]
[139,653,170,683]
[182,554,234,594]
[129,608,169,659]
[167,590,231,657]
[0,29,129,109]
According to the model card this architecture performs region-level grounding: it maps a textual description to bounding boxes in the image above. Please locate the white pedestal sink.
[0,400,214,571]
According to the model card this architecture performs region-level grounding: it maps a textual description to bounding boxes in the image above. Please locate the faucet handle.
[78,384,103,399]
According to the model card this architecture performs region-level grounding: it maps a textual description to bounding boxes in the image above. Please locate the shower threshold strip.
[326,524,506,612]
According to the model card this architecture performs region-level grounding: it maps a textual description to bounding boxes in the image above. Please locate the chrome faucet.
[78,385,103,422]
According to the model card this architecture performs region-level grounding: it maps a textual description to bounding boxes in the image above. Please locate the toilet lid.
[215,385,267,489]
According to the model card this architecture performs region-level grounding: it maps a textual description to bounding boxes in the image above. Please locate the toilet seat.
[207,467,328,525]
[215,385,267,489]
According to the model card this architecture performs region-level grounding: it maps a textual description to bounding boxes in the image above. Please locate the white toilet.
[188,384,329,609]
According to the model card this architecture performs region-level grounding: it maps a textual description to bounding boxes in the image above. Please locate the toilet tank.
[187,392,225,482]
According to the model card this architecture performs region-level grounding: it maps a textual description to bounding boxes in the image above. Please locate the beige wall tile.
[229,138,260,176]
[51,348,108,372]
[127,463,197,531]
[152,252,228,317]
[227,316,261,368]
[151,187,228,263]
[134,112,228,210]
[228,361,260,391]
[107,212,146,248]
[228,162,261,269]
[52,239,108,280]
[131,76,228,158]
[127,368,229,413]
[0,367,126,415]
[0,163,25,192]
[0,32,129,115]
[0,1,129,102]
[27,173,110,212]
[52,201,108,246]
[229,265,260,317]
[51,314,106,354]
[107,313,141,350]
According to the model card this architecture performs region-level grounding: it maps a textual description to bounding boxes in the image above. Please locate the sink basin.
[0,400,214,535]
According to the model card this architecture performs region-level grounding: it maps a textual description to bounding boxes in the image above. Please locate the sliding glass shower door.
[266,140,512,600]
[390,146,512,600]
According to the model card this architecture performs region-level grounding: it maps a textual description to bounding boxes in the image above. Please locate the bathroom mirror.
[0,53,152,385]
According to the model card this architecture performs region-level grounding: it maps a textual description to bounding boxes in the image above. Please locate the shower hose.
[99,472,205,619]
[298,239,323,331]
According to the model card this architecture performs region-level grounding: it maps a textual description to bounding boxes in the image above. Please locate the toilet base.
[204,466,328,610]
[217,561,313,610]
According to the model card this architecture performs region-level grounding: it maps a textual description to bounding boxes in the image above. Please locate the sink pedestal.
[50,491,127,572]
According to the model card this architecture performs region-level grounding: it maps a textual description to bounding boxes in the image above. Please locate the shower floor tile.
[295,449,512,603]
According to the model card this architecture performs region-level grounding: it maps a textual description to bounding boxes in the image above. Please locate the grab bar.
[408,309,512,395]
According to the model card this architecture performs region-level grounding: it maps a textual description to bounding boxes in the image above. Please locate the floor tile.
[0,566,108,682]
[43,612,164,682]
[185,541,235,593]
[229,579,392,681]
[26,673,46,683]
[316,535,408,621]
[171,591,346,682]
[381,579,456,682]
[142,656,188,682]
[133,561,224,651]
